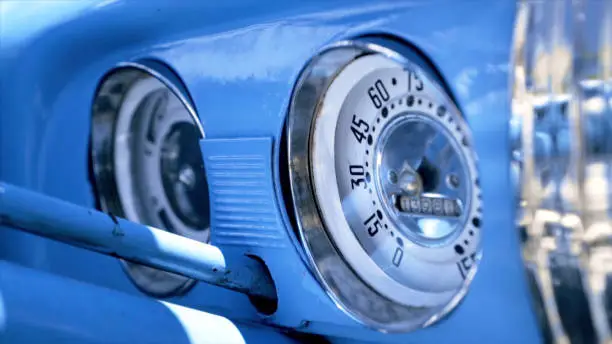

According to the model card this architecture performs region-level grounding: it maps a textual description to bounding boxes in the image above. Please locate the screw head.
[447,173,460,189]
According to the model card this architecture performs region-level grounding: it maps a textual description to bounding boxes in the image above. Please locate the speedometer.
[286,38,482,332]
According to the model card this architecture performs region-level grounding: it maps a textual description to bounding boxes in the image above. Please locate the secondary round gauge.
[91,62,210,297]
[286,38,482,332]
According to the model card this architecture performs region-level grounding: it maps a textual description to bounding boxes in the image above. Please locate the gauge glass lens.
[310,54,482,305]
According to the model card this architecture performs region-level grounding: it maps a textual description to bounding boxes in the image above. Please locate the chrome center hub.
[160,122,210,231]
[374,115,470,245]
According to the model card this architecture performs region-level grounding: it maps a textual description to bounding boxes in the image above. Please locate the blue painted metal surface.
[0,1,543,343]
[0,260,296,344]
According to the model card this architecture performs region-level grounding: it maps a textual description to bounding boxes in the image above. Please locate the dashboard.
[0,1,547,343]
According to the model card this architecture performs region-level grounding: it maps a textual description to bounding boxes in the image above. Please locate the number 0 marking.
[392,247,404,267]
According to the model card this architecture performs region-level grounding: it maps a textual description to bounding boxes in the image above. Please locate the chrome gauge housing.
[286,38,483,332]
[90,62,210,297]
[511,1,612,342]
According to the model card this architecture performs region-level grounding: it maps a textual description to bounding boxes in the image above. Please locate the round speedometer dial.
[286,39,482,332]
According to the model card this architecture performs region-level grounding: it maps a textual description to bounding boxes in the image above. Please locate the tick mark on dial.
[437,106,446,117]
[428,102,433,108]
[396,237,404,247]
[382,107,388,118]
[391,104,395,110]
[464,240,469,245]
[391,77,397,86]
[367,135,373,145]
[472,217,481,228]
[469,230,474,236]
[417,99,422,105]
[376,210,383,219]
[366,172,371,182]
[454,245,465,255]
[366,150,369,155]
[407,95,414,106]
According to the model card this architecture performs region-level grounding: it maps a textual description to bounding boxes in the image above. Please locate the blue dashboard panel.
[0,1,543,343]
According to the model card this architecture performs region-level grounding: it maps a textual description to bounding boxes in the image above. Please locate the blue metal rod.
[0,181,275,300]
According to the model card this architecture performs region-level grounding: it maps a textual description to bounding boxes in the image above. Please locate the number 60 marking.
[367,79,389,109]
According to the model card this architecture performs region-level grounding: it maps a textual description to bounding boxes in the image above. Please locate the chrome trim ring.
[90,62,209,297]
[511,1,612,343]
[286,38,482,332]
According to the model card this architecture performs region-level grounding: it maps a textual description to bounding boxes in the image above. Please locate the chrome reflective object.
[374,114,471,245]
[0,1,531,342]
[511,0,612,342]
[91,63,210,297]
[286,38,482,332]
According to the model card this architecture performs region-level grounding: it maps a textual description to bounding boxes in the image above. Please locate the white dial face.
[310,54,482,307]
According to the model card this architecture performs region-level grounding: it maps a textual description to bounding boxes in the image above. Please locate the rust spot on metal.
[108,213,125,237]
[298,320,311,329]
[112,225,125,237]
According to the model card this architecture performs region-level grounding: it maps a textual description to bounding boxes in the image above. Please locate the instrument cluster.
[0,1,539,343]
[88,38,483,333]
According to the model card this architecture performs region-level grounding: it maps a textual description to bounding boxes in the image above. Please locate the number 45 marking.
[350,115,369,144]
